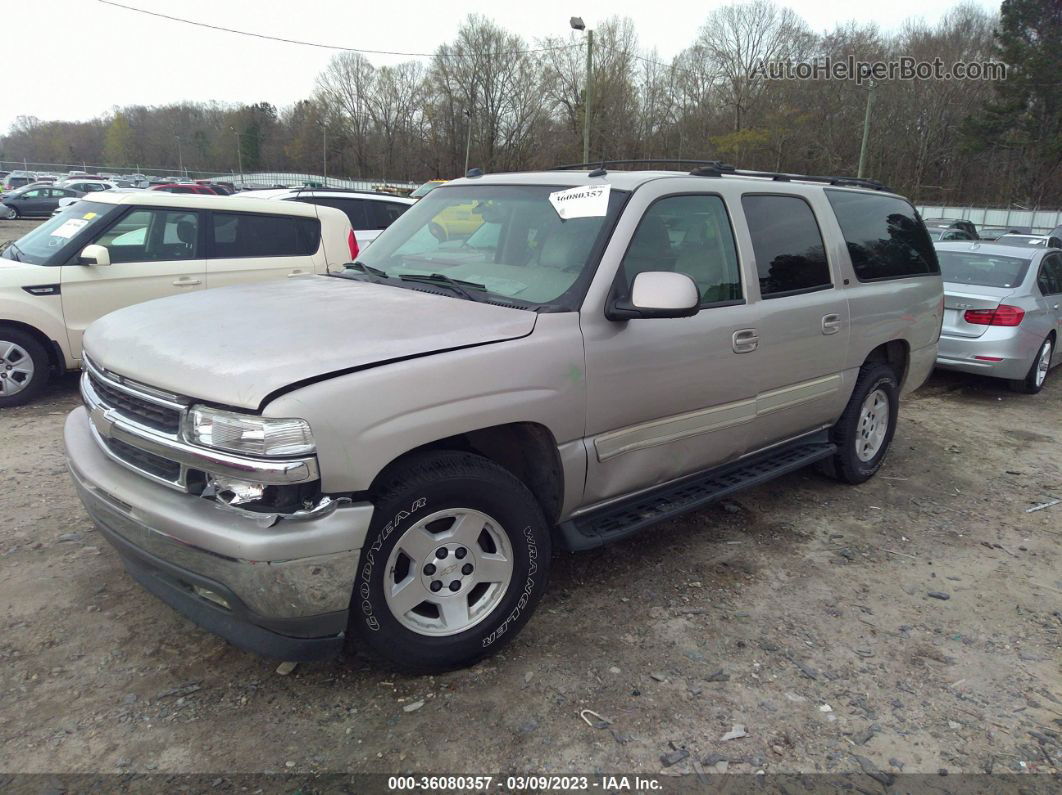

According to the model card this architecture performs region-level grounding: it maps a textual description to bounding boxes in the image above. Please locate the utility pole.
[176,135,184,177]
[463,83,476,176]
[583,29,593,164]
[857,80,875,179]
[322,124,327,184]
[570,17,592,164]
[229,127,244,186]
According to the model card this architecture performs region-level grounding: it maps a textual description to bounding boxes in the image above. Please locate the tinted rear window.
[742,194,831,297]
[825,190,939,280]
[211,212,320,258]
[292,196,368,229]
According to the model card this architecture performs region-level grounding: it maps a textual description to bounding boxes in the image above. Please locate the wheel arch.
[862,338,910,388]
[368,421,565,524]
[0,319,64,373]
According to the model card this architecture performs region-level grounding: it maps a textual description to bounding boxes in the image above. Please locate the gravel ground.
[0,255,1059,777]
[0,217,46,247]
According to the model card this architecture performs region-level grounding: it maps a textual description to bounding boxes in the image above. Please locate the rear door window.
[1038,253,1062,295]
[741,194,831,298]
[369,201,410,230]
[210,212,320,258]
[291,197,369,230]
[825,189,939,280]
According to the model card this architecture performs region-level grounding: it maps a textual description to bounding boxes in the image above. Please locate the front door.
[60,206,205,359]
[581,192,761,506]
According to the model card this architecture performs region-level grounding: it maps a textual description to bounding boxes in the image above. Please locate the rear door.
[738,193,850,450]
[60,206,205,358]
[1037,252,1062,363]
[205,211,322,287]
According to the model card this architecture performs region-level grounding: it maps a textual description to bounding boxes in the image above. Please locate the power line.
[96,0,582,58]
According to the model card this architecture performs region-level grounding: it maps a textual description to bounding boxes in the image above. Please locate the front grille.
[104,436,182,483]
[89,372,181,433]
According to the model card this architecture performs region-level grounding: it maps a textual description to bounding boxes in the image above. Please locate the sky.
[2,0,1000,134]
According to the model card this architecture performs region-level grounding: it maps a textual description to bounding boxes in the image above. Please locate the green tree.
[963,0,1062,205]
[103,112,135,167]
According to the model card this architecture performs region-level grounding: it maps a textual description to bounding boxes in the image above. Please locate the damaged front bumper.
[65,406,374,661]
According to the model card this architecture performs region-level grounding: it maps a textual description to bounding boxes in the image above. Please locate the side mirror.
[606,271,700,320]
[79,244,111,266]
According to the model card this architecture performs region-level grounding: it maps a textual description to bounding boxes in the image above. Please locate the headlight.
[186,406,315,457]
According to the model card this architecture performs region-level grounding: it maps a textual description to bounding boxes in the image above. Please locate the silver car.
[935,241,1062,393]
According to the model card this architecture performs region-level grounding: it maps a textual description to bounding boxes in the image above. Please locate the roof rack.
[553,159,731,171]
[551,159,893,192]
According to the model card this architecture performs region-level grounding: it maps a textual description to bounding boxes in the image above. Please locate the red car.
[150,183,217,195]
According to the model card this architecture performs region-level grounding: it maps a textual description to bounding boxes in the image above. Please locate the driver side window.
[94,209,199,264]
[621,195,742,305]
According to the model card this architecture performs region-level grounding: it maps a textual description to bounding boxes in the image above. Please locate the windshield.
[937,251,1031,289]
[350,184,627,309]
[0,201,116,265]
[410,181,443,199]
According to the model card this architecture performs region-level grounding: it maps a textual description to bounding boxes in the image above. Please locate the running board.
[557,437,836,551]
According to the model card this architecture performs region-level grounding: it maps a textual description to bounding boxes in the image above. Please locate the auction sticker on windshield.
[51,218,89,239]
[548,185,611,219]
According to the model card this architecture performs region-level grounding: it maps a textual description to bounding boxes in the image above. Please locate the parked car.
[410,179,447,199]
[250,188,414,249]
[921,217,979,239]
[0,191,355,406]
[60,179,118,194]
[150,183,218,195]
[61,166,942,671]
[927,226,974,242]
[197,180,236,195]
[934,241,1061,393]
[992,233,1062,250]
[3,172,37,192]
[1,185,83,219]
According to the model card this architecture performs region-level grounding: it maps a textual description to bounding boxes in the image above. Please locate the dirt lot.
[1,217,46,248]
[0,282,1059,777]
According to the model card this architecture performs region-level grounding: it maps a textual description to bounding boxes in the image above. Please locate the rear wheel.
[0,327,50,408]
[348,451,551,673]
[1010,336,1052,395]
[820,363,899,485]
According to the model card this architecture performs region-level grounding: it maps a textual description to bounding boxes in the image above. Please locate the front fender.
[263,313,586,494]
[0,293,73,368]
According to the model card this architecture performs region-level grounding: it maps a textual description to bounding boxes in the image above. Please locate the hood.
[84,276,537,409]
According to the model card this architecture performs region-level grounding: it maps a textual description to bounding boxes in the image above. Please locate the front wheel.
[348,451,551,673]
[3,206,17,221]
[820,363,900,485]
[1010,336,1053,394]
[0,328,50,407]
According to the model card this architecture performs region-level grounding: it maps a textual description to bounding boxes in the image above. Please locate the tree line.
[1,0,1058,207]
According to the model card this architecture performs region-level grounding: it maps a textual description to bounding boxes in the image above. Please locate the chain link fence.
[1,161,419,194]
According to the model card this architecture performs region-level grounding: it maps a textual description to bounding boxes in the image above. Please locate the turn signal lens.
[963,305,1024,326]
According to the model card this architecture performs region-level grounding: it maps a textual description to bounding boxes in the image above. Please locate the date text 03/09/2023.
[387,775,663,792]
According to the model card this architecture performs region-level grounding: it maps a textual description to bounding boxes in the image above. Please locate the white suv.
[0,191,354,406]
[247,189,414,251]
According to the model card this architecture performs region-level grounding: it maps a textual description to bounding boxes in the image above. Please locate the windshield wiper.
[346,260,388,279]
[399,273,487,301]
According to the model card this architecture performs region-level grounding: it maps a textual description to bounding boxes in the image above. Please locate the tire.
[3,205,17,221]
[820,363,900,485]
[348,450,551,673]
[1009,336,1053,395]
[0,327,50,408]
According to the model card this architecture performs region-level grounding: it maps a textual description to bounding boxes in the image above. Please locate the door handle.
[732,328,759,353]
[821,313,842,335]
[172,278,201,286]
[287,269,308,278]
